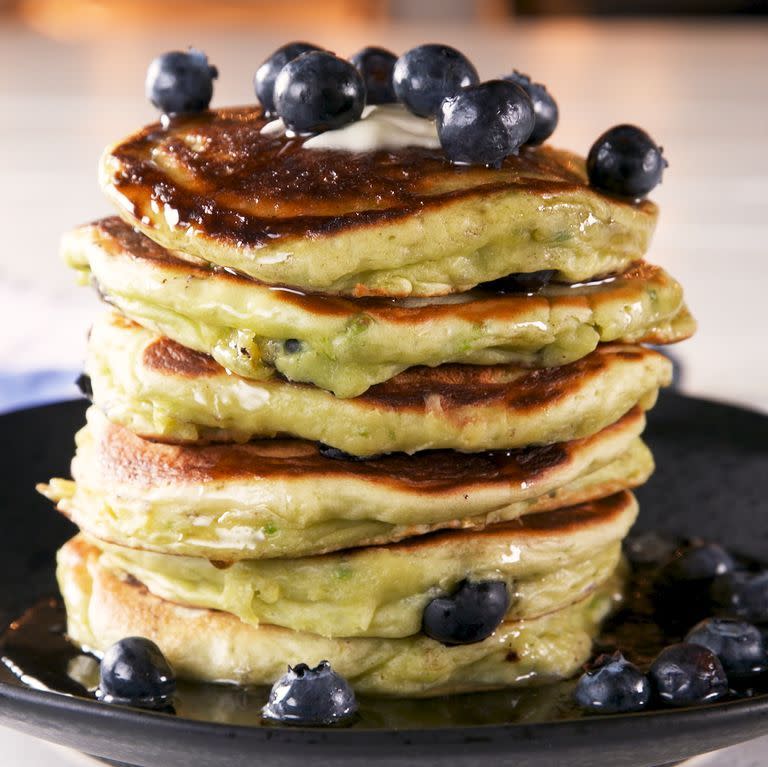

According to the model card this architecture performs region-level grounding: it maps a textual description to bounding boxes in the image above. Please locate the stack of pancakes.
[40,106,694,697]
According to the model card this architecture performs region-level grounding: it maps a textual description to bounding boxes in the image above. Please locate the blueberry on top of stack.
[41,41,694,723]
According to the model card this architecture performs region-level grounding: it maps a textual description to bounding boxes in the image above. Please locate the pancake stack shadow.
[39,105,694,697]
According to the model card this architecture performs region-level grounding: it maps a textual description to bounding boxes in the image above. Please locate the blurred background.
[0,0,767,414]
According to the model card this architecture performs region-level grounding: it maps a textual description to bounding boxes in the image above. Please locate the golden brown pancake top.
[139,323,655,413]
[387,492,634,554]
[89,406,642,493]
[104,107,653,248]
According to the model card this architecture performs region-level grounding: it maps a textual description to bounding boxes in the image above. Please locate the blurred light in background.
[4,0,767,42]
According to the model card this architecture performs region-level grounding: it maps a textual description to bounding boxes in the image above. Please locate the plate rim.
[3,395,768,764]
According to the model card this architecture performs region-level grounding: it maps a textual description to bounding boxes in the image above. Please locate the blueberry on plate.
[659,541,736,583]
[587,124,667,199]
[502,71,558,146]
[479,269,555,295]
[686,617,768,678]
[649,642,729,707]
[655,542,736,628]
[274,51,365,135]
[349,46,397,104]
[254,41,323,118]
[422,579,509,645]
[393,44,479,118]
[573,651,651,714]
[711,570,768,624]
[145,49,218,115]
[623,531,677,568]
[262,661,358,726]
[437,80,535,167]
[96,637,176,710]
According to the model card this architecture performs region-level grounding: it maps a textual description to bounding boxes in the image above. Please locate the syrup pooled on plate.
[3,543,767,729]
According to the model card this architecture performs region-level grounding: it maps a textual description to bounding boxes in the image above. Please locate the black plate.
[1,394,768,767]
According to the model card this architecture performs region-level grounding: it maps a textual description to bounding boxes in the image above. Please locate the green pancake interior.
[85,491,635,639]
[84,312,671,456]
[99,106,658,297]
[59,535,624,696]
[40,405,651,559]
[64,218,693,396]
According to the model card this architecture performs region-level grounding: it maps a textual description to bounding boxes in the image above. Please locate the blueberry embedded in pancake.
[98,106,658,297]
[56,535,624,696]
[82,312,671,456]
[39,404,651,560]
[64,218,693,397]
[73,492,636,640]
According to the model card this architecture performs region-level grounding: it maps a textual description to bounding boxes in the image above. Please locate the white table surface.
[1,13,767,767]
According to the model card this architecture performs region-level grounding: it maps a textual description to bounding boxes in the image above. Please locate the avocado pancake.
[85,313,671,456]
[79,492,636,638]
[65,218,693,396]
[39,408,650,559]
[99,106,658,298]
[40,44,702,708]
[58,535,623,696]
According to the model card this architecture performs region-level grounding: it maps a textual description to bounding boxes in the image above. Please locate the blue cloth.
[0,370,82,414]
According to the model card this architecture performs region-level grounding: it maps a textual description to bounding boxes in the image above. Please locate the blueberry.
[349,46,397,104]
[573,651,651,714]
[254,41,323,118]
[502,71,558,146]
[75,372,93,401]
[623,531,677,567]
[655,542,736,628]
[422,580,509,646]
[145,49,218,115]
[686,618,767,678]
[262,661,357,726]
[660,542,736,583]
[437,80,535,167]
[479,269,555,295]
[587,124,667,199]
[711,571,768,623]
[317,443,373,461]
[284,338,302,354]
[393,44,479,118]
[649,643,729,707]
[274,51,365,135]
[96,637,176,710]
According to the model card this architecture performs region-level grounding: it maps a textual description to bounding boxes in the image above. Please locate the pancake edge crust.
[99,107,658,296]
[80,493,636,638]
[58,536,623,696]
[84,312,673,455]
[65,219,694,396]
[40,400,652,558]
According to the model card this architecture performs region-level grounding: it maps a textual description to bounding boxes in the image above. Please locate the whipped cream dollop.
[260,104,441,152]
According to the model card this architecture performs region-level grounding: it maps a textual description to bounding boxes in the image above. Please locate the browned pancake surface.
[104,107,653,248]
[90,406,643,493]
[139,322,658,414]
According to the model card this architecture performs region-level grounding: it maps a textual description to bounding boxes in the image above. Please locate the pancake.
[39,407,651,559]
[99,106,656,297]
[85,312,671,456]
[58,536,623,696]
[83,492,636,639]
[65,218,693,397]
